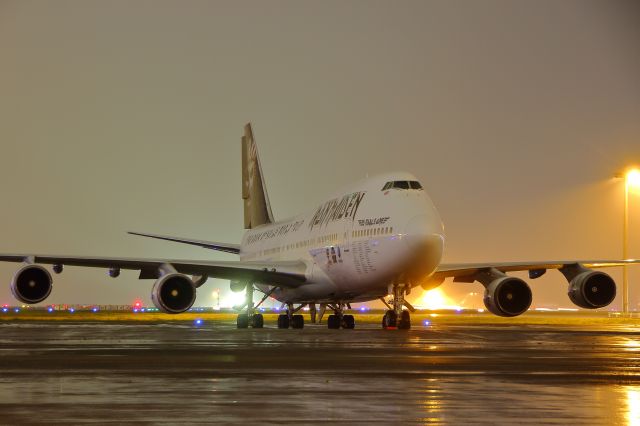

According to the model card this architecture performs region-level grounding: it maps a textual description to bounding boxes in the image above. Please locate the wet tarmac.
[2,318,640,424]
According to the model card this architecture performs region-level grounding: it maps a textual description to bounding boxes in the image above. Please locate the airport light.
[628,169,640,189]
[615,168,640,314]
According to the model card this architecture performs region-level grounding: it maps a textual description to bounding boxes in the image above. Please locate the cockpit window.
[382,180,424,191]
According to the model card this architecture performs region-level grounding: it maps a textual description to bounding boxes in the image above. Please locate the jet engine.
[230,280,246,293]
[567,270,616,309]
[151,273,196,314]
[483,276,532,317]
[11,265,53,304]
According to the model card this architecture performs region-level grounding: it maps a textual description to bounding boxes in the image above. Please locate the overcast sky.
[0,0,639,309]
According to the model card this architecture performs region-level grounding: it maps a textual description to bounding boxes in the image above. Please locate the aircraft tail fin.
[241,123,274,229]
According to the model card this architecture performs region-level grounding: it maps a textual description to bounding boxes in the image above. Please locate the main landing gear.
[235,283,264,329]
[382,284,411,330]
[277,303,305,329]
[325,303,355,330]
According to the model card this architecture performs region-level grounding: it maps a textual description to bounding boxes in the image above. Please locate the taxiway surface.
[2,317,640,424]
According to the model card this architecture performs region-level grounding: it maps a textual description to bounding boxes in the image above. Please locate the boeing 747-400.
[2,124,638,329]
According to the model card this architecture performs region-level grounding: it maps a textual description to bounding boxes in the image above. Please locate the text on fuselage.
[309,192,366,230]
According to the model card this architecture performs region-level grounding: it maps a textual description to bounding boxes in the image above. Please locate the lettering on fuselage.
[309,192,366,230]
[246,220,305,244]
[357,216,390,227]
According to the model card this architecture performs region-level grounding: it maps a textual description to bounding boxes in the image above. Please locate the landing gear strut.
[236,283,264,329]
[383,284,411,330]
[326,302,355,330]
[309,303,317,323]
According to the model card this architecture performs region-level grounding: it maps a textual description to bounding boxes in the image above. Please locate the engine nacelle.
[11,265,53,304]
[483,276,532,317]
[230,280,246,293]
[151,273,196,314]
[568,270,616,309]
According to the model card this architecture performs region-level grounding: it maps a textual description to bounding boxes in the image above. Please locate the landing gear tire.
[327,314,341,329]
[398,311,411,330]
[252,313,264,329]
[277,314,290,329]
[291,314,304,329]
[342,314,355,329]
[382,310,397,329]
[237,314,249,329]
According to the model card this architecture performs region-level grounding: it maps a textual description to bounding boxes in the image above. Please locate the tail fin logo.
[242,123,274,229]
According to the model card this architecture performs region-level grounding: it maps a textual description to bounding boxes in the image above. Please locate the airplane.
[2,123,638,330]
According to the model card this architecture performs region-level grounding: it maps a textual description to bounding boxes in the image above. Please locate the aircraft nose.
[404,214,443,251]
[402,214,444,284]
[405,214,435,240]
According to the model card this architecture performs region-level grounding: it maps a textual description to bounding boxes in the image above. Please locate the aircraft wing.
[0,254,307,288]
[128,232,241,254]
[434,259,640,282]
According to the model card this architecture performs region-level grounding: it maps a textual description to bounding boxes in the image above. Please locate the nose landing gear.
[383,284,411,330]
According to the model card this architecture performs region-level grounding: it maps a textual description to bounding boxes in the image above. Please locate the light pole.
[616,169,640,314]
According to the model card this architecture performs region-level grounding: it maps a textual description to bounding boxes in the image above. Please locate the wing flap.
[128,232,240,254]
[0,254,307,288]
[435,259,640,281]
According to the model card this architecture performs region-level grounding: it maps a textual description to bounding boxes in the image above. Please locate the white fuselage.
[239,172,445,304]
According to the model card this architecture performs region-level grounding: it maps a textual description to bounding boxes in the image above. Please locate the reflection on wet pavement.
[1,320,640,424]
